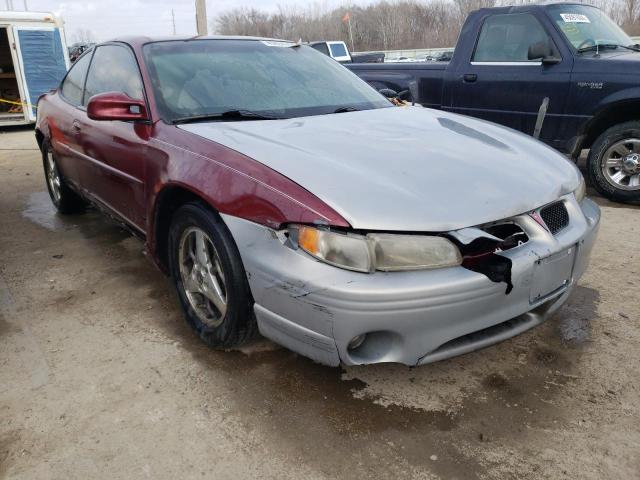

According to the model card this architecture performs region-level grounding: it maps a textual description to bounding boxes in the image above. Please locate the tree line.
[213,0,640,52]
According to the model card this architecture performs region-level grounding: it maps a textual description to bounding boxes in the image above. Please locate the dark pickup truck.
[347,3,640,202]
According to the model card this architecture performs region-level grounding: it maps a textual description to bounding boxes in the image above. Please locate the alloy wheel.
[601,139,640,191]
[178,227,228,328]
[46,149,62,203]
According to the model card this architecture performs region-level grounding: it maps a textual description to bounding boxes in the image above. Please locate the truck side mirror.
[528,41,561,65]
[378,88,398,99]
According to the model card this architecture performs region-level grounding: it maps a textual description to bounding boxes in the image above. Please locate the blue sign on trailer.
[16,28,68,117]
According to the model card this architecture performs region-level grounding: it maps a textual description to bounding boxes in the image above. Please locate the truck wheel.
[168,202,258,348]
[587,122,640,202]
[42,140,86,213]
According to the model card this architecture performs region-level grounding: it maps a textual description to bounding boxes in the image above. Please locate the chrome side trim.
[470,61,542,66]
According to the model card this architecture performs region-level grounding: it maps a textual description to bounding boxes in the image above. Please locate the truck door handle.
[463,74,478,83]
[72,120,81,132]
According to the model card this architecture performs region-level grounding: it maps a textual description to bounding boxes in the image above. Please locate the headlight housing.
[290,225,462,273]
[574,176,586,203]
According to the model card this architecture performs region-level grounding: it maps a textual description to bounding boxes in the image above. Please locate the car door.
[77,43,149,231]
[446,12,572,147]
[52,50,93,190]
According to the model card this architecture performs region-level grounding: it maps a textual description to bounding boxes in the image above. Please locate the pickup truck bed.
[348,62,447,109]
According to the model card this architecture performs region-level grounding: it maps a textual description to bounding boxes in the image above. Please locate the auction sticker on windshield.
[560,13,591,23]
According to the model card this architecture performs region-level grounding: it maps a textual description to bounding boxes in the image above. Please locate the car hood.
[179,107,581,232]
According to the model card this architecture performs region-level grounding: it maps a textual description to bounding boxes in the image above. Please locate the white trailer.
[0,11,70,126]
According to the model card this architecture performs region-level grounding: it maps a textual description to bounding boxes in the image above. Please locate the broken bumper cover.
[222,196,600,367]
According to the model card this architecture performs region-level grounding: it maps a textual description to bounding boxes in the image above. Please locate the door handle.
[463,74,478,83]
[72,120,81,132]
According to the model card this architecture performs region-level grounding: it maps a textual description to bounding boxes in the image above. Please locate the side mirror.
[528,41,561,65]
[87,92,149,121]
[378,88,398,99]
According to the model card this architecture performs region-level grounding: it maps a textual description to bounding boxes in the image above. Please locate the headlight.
[574,176,586,203]
[290,225,462,273]
[368,233,462,271]
[295,225,373,272]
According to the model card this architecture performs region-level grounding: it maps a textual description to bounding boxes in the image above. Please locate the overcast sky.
[12,0,372,42]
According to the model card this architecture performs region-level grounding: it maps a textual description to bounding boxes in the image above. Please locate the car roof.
[475,2,601,15]
[107,35,293,49]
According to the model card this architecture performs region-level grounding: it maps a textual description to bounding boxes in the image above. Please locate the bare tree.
[71,28,96,45]
[213,0,638,52]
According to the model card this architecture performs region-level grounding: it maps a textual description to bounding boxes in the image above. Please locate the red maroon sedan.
[36,36,599,366]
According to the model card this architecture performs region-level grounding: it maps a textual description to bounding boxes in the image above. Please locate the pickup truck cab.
[310,40,385,64]
[348,3,640,202]
[309,41,352,62]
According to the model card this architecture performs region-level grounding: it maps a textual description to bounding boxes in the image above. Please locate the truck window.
[329,43,348,58]
[83,45,144,105]
[60,52,92,107]
[311,43,330,56]
[473,13,552,63]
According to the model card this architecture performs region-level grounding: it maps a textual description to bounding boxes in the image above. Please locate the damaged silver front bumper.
[222,196,600,367]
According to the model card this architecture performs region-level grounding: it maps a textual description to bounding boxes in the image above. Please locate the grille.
[540,201,569,235]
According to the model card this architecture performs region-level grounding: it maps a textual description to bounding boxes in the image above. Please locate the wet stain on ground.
[22,192,68,231]
[22,192,131,246]
[0,315,20,336]
[555,286,600,345]
[0,430,20,477]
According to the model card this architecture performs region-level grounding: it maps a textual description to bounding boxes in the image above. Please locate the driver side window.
[83,45,144,106]
[473,13,555,63]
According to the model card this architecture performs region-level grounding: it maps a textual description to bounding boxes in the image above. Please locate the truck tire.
[587,122,640,202]
[168,202,258,349]
[42,140,87,213]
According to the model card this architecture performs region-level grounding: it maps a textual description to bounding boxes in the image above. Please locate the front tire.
[587,122,640,202]
[168,202,257,348]
[42,140,86,213]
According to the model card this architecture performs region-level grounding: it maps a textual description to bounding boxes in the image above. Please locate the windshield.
[143,39,390,123]
[547,5,633,50]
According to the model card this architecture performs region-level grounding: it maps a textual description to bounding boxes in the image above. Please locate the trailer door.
[13,26,69,121]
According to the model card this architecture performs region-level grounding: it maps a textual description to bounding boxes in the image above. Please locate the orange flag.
[342,12,350,23]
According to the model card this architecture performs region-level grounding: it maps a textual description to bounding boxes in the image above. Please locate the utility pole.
[347,15,354,52]
[171,9,176,35]
[195,0,208,36]
[23,0,27,10]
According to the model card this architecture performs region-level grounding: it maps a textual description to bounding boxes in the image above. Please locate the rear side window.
[310,43,330,56]
[83,45,144,105]
[60,52,92,106]
[473,13,552,62]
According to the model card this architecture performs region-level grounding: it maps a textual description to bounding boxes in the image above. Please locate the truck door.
[13,26,69,122]
[447,12,572,149]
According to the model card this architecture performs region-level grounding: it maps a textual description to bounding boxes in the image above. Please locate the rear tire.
[168,202,258,348]
[42,140,86,214]
[587,122,640,202]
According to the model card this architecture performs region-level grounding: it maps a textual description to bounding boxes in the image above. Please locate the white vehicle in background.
[0,11,70,126]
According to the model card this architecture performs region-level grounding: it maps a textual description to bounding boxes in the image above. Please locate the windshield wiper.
[333,106,360,113]
[172,109,283,124]
[577,43,640,54]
